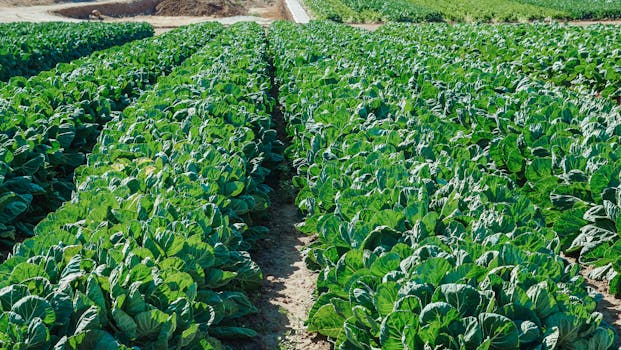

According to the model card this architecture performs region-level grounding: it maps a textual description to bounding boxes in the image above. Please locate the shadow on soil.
[228,55,331,349]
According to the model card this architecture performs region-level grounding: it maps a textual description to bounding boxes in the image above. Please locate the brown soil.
[237,195,331,350]
[52,0,284,19]
[249,0,284,19]
[564,255,621,347]
[46,0,284,27]
[155,0,243,17]
[232,75,331,349]
[54,0,157,19]
[0,0,283,24]
[0,0,92,6]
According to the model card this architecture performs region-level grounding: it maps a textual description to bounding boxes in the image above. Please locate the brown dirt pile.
[0,0,93,6]
[155,0,245,17]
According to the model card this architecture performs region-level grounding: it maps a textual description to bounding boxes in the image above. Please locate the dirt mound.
[155,0,245,17]
[0,0,93,6]
[54,0,158,19]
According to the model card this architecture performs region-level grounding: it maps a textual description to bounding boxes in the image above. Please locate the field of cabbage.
[0,22,278,349]
[1,19,621,350]
[380,23,621,101]
[304,0,621,23]
[272,21,621,349]
[0,22,153,81]
[0,22,220,246]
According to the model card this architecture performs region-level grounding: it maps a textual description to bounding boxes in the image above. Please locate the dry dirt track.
[0,0,91,6]
[0,0,282,27]
[0,0,88,21]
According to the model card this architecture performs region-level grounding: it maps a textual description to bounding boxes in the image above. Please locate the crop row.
[377,23,621,298]
[334,0,441,23]
[0,22,278,349]
[0,22,153,81]
[270,21,616,349]
[304,0,621,23]
[512,0,621,19]
[303,0,359,23]
[379,23,621,101]
[407,0,562,22]
[343,0,441,22]
[0,23,222,247]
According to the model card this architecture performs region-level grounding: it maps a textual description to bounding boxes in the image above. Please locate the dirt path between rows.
[238,190,331,350]
[563,255,621,347]
[235,175,332,348]
[232,63,331,349]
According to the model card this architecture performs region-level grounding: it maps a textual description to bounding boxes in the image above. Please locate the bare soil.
[564,255,621,347]
[0,0,284,26]
[0,0,92,6]
[155,0,243,17]
[237,194,331,350]
[233,71,331,349]
[54,0,157,19]
[53,0,283,20]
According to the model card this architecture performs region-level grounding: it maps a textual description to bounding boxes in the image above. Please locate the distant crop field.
[513,0,621,19]
[304,0,621,22]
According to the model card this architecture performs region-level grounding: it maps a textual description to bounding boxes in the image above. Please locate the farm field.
[304,0,621,23]
[0,21,152,80]
[373,23,621,297]
[512,0,621,20]
[377,23,621,101]
[0,22,221,247]
[271,20,621,349]
[1,14,621,350]
[0,22,279,349]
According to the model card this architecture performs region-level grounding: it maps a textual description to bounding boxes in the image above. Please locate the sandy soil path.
[563,255,621,348]
[0,0,282,27]
[234,76,332,349]
[0,1,86,21]
[0,0,90,6]
[240,197,332,350]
